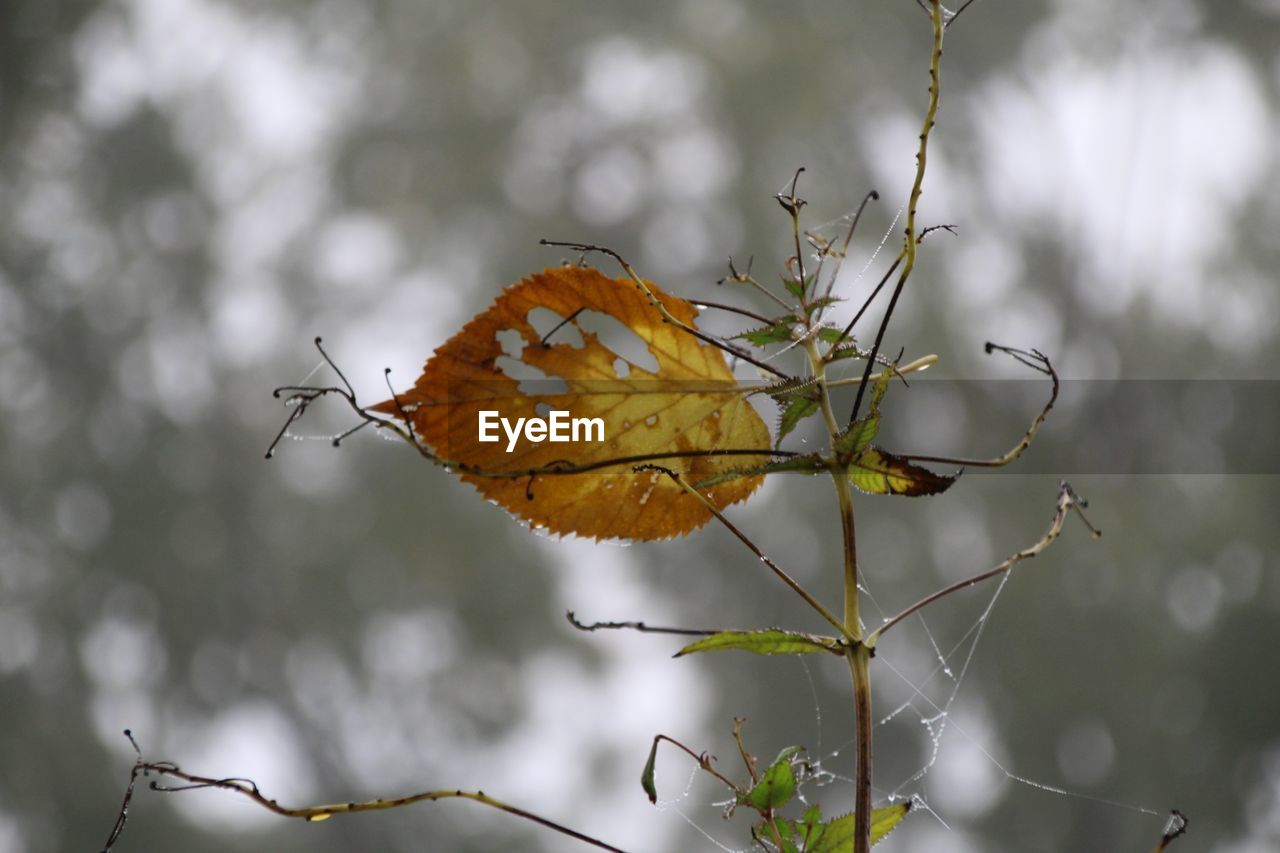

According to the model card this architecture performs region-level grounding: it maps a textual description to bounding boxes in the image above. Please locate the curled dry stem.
[865,480,1100,647]
[102,731,628,853]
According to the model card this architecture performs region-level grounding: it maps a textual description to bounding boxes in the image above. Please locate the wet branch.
[865,481,1100,647]
[102,731,628,853]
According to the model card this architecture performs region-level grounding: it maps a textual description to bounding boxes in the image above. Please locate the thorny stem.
[103,732,628,853]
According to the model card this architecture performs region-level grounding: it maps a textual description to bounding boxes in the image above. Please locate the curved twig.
[102,731,628,853]
[865,481,1100,647]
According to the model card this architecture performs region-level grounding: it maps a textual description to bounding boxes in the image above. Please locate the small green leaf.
[641,737,659,804]
[739,746,802,811]
[835,416,878,456]
[753,818,800,853]
[835,372,889,456]
[795,804,825,846]
[736,321,797,346]
[869,803,911,845]
[828,342,871,361]
[782,274,814,299]
[805,295,844,317]
[690,454,825,489]
[675,629,843,658]
[776,395,821,444]
[817,326,851,344]
[805,802,912,851]
[851,447,956,496]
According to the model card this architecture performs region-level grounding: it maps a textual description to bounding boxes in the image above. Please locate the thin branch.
[945,0,979,28]
[635,464,854,644]
[102,732,629,853]
[719,254,797,314]
[825,253,903,362]
[776,167,809,301]
[651,734,740,793]
[566,610,717,637]
[897,343,1057,468]
[732,718,759,784]
[824,353,937,389]
[865,481,1100,647]
[820,189,881,304]
[689,298,775,326]
[916,223,957,243]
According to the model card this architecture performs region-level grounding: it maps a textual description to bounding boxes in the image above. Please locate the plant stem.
[805,339,873,853]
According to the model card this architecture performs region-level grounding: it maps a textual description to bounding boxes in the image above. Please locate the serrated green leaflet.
[835,416,878,456]
[804,802,911,851]
[675,629,843,658]
[851,447,956,496]
[817,326,852,344]
[835,372,889,456]
[828,342,871,361]
[737,321,797,346]
[805,295,843,317]
[776,395,821,445]
[782,273,814,299]
[739,746,802,811]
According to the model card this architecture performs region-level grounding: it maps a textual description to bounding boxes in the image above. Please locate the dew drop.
[644,414,659,427]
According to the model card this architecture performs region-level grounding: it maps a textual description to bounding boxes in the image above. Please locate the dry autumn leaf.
[371,266,772,540]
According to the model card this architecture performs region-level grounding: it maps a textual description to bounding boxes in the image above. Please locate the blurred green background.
[2,1,1278,851]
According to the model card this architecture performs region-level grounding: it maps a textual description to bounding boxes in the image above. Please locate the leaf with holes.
[370,266,772,540]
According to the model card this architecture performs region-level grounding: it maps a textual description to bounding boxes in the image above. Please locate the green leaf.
[690,454,825,489]
[641,738,659,804]
[834,372,890,456]
[851,447,956,496]
[754,818,800,853]
[675,629,843,658]
[739,746,803,811]
[804,802,912,851]
[828,342,871,361]
[736,321,797,346]
[805,295,844,317]
[869,803,911,844]
[782,274,814,299]
[776,395,821,445]
[835,416,878,456]
[817,326,852,344]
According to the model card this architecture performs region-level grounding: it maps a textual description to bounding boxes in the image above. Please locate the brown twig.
[102,731,629,853]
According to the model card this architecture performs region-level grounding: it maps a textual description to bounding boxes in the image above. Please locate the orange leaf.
[371,267,772,540]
